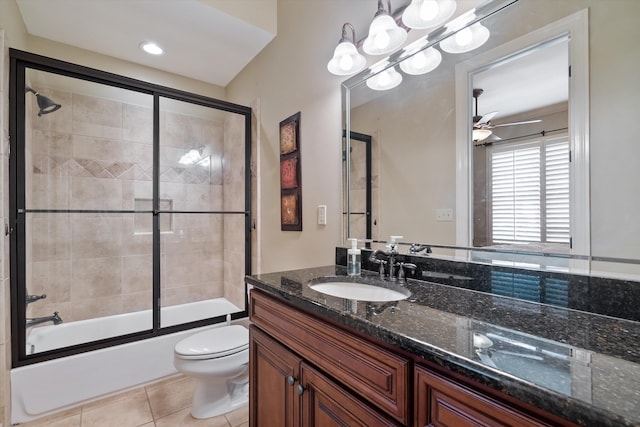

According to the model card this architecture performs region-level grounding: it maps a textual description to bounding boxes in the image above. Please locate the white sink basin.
[308,279,410,302]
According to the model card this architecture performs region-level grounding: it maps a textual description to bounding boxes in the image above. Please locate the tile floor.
[16,375,248,427]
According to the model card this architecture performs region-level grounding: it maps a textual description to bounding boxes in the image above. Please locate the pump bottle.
[347,238,361,276]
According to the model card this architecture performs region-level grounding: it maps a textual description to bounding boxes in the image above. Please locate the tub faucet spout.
[26,311,63,327]
[26,293,47,305]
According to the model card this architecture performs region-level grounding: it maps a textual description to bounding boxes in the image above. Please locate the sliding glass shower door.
[10,49,251,366]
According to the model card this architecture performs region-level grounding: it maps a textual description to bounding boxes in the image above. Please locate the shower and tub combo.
[10,50,253,424]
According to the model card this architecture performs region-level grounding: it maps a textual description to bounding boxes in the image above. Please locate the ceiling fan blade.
[492,119,542,127]
[476,111,498,126]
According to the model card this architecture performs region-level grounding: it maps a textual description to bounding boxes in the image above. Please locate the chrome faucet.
[26,311,63,327]
[369,240,401,281]
[409,243,432,255]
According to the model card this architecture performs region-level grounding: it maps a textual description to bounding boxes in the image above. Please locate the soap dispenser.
[347,238,361,276]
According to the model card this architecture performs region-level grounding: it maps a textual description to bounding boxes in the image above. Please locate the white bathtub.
[11,298,247,424]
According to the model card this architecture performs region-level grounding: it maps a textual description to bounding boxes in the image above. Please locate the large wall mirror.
[343,0,640,278]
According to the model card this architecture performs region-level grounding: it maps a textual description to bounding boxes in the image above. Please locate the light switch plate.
[317,205,327,225]
[436,208,454,222]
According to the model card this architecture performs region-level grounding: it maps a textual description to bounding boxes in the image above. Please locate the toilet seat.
[175,325,248,360]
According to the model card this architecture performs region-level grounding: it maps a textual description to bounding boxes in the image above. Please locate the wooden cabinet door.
[415,366,551,427]
[250,325,302,427]
[300,362,402,427]
[250,289,409,424]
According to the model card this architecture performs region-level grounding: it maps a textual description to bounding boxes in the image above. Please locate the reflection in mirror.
[470,35,571,253]
[343,0,640,278]
[343,131,374,244]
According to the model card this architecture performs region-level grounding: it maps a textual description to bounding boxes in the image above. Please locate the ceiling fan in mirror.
[472,88,542,142]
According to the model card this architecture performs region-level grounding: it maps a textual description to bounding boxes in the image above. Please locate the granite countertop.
[246,265,640,427]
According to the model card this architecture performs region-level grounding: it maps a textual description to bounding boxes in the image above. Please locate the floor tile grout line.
[143,384,156,425]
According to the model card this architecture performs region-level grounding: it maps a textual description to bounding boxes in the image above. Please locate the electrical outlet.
[317,205,327,225]
[436,208,454,222]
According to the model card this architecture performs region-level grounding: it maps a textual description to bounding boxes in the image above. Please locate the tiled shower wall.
[24,85,246,322]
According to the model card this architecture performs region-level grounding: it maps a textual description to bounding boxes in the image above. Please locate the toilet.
[174,324,249,419]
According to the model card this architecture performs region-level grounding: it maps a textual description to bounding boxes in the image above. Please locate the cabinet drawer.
[415,366,554,427]
[250,289,410,425]
[301,362,402,427]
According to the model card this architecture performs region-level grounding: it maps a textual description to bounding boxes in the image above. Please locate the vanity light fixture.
[440,21,490,53]
[401,0,457,30]
[327,23,367,76]
[363,0,407,55]
[399,39,442,75]
[366,65,403,91]
[139,41,164,55]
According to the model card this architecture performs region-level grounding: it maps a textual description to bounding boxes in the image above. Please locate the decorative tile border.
[33,154,211,184]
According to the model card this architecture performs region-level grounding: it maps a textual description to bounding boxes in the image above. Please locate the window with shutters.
[489,134,570,247]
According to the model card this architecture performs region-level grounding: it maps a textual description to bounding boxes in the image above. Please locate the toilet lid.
[175,325,248,360]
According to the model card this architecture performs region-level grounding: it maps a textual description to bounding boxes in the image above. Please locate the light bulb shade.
[472,128,492,141]
[366,66,403,91]
[402,0,457,30]
[399,46,442,75]
[179,148,203,165]
[440,22,490,53]
[363,14,407,55]
[327,41,366,75]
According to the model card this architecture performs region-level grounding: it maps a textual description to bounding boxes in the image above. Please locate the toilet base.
[190,376,249,419]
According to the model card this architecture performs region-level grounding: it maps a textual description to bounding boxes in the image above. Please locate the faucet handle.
[26,293,47,305]
[369,258,387,278]
[398,262,417,282]
[387,236,403,253]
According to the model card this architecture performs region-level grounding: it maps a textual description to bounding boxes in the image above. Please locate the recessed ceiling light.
[140,41,164,55]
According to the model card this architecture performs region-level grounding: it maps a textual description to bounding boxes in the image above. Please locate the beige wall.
[225,1,349,273]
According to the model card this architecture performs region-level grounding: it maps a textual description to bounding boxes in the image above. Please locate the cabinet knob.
[296,384,305,396]
[287,375,296,386]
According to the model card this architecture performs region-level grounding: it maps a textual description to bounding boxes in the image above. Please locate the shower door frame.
[9,49,252,367]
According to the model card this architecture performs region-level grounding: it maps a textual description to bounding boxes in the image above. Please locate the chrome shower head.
[25,86,62,116]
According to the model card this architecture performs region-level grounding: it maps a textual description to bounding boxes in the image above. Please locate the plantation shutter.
[489,136,570,245]
[545,139,570,243]
[491,146,541,243]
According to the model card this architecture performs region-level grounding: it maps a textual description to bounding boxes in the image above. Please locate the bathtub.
[11,298,247,424]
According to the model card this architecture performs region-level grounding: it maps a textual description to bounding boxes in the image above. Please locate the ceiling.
[16,0,276,87]
[473,38,569,122]
[15,0,566,116]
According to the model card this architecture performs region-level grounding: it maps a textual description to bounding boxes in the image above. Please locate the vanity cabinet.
[249,288,576,427]
[249,289,408,426]
[250,325,401,427]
